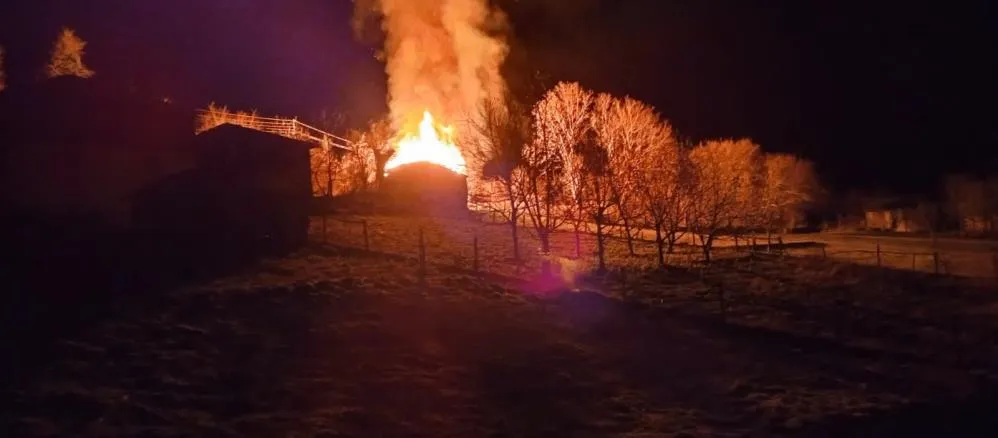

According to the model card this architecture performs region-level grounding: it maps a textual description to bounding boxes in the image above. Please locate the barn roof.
[195,123,316,150]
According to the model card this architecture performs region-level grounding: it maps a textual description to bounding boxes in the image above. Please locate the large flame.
[384,111,466,175]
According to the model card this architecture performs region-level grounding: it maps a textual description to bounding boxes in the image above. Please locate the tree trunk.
[574,227,582,259]
[507,184,521,261]
[621,214,636,256]
[655,223,665,269]
[510,211,521,262]
[374,153,388,189]
[325,152,334,197]
[539,229,552,275]
[700,232,713,264]
[595,214,607,273]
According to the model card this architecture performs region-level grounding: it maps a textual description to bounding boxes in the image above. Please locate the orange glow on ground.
[384,111,466,175]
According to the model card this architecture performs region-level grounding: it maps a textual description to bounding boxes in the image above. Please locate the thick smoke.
[353,0,509,134]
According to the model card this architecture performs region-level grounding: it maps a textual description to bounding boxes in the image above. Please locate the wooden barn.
[379,162,469,217]
[132,124,315,255]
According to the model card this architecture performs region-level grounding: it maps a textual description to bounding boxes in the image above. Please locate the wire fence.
[195,110,353,151]
[779,239,998,279]
[311,211,998,282]
[306,212,998,365]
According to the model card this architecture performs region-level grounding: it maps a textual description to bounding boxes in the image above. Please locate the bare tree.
[465,96,532,261]
[309,110,348,197]
[337,128,376,193]
[195,103,265,134]
[525,95,572,271]
[46,27,95,78]
[579,128,616,272]
[760,154,818,240]
[356,118,394,189]
[689,138,762,263]
[310,146,341,197]
[634,121,688,268]
[533,82,594,258]
[591,95,662,255]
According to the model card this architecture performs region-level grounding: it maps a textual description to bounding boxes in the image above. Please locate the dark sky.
[2,0,996,194]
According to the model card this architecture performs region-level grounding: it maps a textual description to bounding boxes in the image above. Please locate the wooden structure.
[132,124,315,254]
[379,162,469,217]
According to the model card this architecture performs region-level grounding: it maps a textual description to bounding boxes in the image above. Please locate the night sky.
[1,0,995,194]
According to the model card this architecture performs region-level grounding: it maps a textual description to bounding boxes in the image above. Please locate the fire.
[384,111,466,175]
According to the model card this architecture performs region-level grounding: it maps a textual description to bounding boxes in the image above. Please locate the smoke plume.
[353,0,509,134]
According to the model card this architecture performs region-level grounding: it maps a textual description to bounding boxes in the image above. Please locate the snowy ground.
[4,216,998,436]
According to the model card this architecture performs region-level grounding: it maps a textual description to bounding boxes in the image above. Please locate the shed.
[132,124,315,254]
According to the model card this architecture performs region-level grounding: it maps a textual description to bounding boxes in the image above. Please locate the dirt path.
[3,246,994,436]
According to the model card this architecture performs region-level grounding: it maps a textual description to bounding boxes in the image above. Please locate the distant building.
[863,207,928,233]
[858,195,935,233]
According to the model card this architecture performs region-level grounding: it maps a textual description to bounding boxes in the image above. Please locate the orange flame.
[384,111,466,175]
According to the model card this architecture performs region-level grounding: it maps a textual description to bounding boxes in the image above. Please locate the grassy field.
[4,215,998,436]
[784,232,998,278]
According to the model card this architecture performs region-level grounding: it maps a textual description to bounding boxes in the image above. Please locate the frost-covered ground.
[4,217,998,436]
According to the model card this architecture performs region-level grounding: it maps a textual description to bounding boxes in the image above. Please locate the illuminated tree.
[591,94,661,255]
[46,27,95,79]
[466,96,532,261]
[338,128,376,193]
[524,93,572,270]
[689,138,762,263]
[310,146,340,197]
[533,81,594,258]
[361,118,395,188]
[577,127,615,271]
[760,153,818,239]
[634,122,689,267]
[310,111,348,197]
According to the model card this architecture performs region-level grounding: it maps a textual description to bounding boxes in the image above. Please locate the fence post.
[473,235,479,272]
[778,236,785,258]
[821,245,827,259]
[362,220,370,251]
[734,236,740,252]
[912,253,917,271]
[933,251,940,274]
[876,242,882,267]
[418,228,427,283]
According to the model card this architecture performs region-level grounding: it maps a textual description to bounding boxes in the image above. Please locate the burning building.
[381,161,468,216]
[353,0,510,203]
[380,110,469,216]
